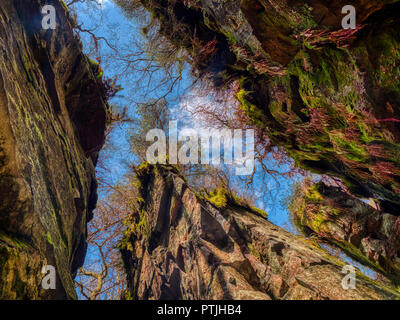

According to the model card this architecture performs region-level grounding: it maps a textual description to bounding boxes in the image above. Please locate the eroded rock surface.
[0,0,108,299]
[121,165,399,300]
[290,181,400,286]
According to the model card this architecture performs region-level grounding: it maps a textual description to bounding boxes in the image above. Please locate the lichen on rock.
[120,165,399,300]
[289,180,400,287]
[0,0,108,299]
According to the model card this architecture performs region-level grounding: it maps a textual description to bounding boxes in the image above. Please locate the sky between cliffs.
[75,0,298,229]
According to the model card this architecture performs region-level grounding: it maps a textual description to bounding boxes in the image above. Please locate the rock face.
[290,181,400,286]
[120,165,399,300]
[0,0,108,299]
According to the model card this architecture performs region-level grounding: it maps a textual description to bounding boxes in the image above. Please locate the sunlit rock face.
[120,165,399,300]
[0,0,108,299]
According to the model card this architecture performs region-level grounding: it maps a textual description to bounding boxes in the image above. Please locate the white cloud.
[98,0,111,7]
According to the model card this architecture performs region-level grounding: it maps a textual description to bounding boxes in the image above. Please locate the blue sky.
[74,0,299,230]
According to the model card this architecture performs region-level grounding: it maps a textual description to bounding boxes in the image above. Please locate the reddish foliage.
[191,32,218,70]
[366,145,387,159]
[377,118,400,123]
[309,107,330,131]
[297,25,365,48]
[370,161,400,184]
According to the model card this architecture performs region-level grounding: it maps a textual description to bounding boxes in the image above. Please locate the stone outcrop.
[0,0,108,299]
[290,180,400,286]
[120,165,399,300]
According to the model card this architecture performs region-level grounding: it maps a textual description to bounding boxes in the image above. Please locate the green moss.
[331,239,396,282]
[45,232,53,246]
[21,53,35,84]
[236,86,265,127]
[290,180,400,287]
[289,181,345,236]
[0,231,29,251]
[88,58,104,80]
[357,123,378,145]
[137,161,151,172]
[296,4,317,29]
[304,184,323,201]
[288,48,355,110]
[248,205,267,219]
[199,185,268,219]
[135,212,149,235]
[310,214,327,232]
[117,236,129,250]
[371,31,400,91]
[247,243,266,264]
[205,188,228,209]
[60,1,70,13]
[221,29,237,44]
[33,122,43,141]
[329,131,368,162]
[124,290,134,300]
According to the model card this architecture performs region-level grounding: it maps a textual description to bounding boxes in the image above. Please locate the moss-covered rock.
[120,165,400,300]
[0,0,108,299]
[289,180,400,287]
